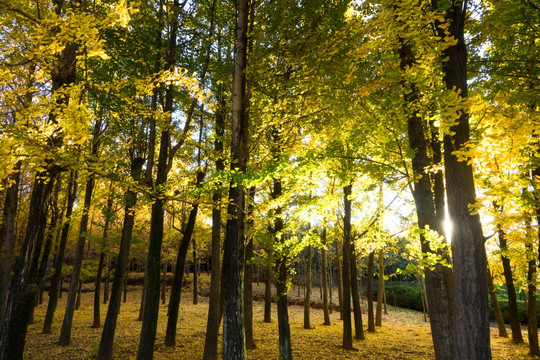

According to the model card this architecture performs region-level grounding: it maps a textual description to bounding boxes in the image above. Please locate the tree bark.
[350,246,364,340]
[222,0,250,358]
[59,115,103,345]
[264,265,272,323]
[0,4,78,352]
[0,161,21,324]
[367,252,375,333]
[43,171,78,334]
[497,223,523,342]
[376,249,384,326]
[97,157,144,360]
[244,187,256,349]
[165,174,203,347]
[92,192,112,329]
[59,164,97,346]
[321,228,331,325]
[341,184,353,349]
[434,1,491,357]
[487,267,507,338]
[136,0,180,355]
[304,245,312,329]
[526,237,540,356]
[193,239,198,305]
[336,241,343,320]
[202,72,225,360]
[399,30,454,360]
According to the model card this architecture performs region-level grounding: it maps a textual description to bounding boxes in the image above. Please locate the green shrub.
[373,284,424,312]
[491,298,540,326]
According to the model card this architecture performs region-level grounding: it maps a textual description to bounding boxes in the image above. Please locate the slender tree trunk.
[375,249,384,326]
[97,157,144,360]
[329,263,333,314]
[202,74,225,360]
[103,254,110,304]
[59,116,103,345]
[321,228,331,325]
[367,253,375,333]
[0,161,21,324]
[93,251,105,328]
[350,248,364,340]
[526,237,540,356]
[137,0,180,354]
[161,258,167,305]
[222,0,250,358]
[92,191,112,329]
[34,180,60,313]
[165,181,202,347]
[341,184,353,349]
[336,242,343,320]
[193,239,198,305]
[264,265,272,323]
[487,267,507,338]
[43,171,78,334]
[304,245,312,329]
[244,188,256,349]
[59,169,97,346]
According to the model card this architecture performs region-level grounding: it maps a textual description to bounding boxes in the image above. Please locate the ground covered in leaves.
[25,274,532,359]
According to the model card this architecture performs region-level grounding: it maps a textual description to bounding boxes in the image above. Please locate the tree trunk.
[304,245,312,329]
[244,188,256,349]
[321,228,331,325]
[59,115,103,345]
[0,5,79,355]
[161,258,167,305]
[435,0,491,354]
[336,242,343,320]
[193,239,198,305]
[103,254,110,304]
[93,251,105,328]
[0,169,59,360]
[350,247,364,340]
[202,70,225,359]
[93,191,112,329]
[43,172,78,334]
[165,180,202,347]
[497,224,524,343]
[487,267,507,338]
[399,30,454,360]
[97,157,143,360]
[264,265,272,323]
[341,184,353,349]
[58,171,97,346]
[34,179,60,312]
[376,249,384,326]
[526,238,540,356]
[136,0,179,354]
[276,265,292,360]
[0,161,21,324]
[272,165,292,359]
[222,0,250,358]
[367,252,375,333]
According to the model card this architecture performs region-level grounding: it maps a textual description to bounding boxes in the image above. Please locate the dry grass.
[24,273,532,359]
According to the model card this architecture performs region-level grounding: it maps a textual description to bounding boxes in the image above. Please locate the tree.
[433,0,491,357]
[222,0,250,357]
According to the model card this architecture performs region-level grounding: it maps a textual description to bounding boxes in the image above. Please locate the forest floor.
[24,273,532,359]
